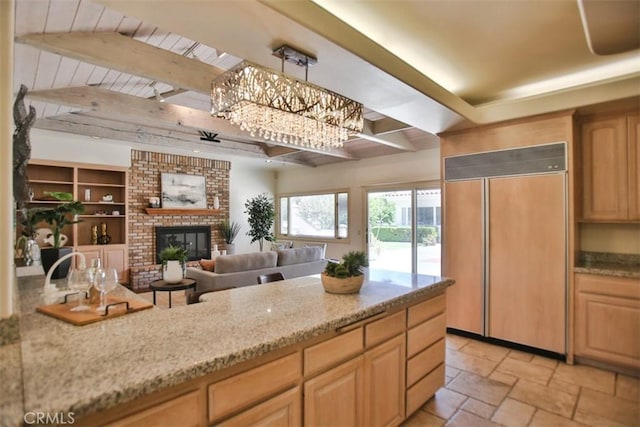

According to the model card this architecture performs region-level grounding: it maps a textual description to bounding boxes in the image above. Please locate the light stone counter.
[16,269,454,420]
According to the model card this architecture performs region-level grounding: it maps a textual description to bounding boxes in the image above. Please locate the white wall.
[276,148,441,259]
[229,160,277,253]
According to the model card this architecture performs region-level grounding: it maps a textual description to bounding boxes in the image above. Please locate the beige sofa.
[185,246,327,300]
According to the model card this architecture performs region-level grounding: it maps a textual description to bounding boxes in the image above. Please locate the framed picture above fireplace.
[161,173,207,209]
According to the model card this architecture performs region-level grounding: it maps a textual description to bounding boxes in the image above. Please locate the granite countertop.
[15,269,454,420]
[574,251,640,279]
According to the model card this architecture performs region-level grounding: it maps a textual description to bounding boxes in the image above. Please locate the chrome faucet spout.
[43,251,86,295]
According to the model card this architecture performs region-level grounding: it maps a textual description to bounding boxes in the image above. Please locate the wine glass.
[67,268,94,312]
[94,267,119,313]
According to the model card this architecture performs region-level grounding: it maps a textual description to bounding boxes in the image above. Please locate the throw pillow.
[199,259,215,272]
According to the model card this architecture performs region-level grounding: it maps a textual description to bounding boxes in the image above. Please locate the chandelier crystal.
[211,60,364,150]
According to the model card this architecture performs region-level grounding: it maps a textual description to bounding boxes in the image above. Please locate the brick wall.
[128,150,230,291]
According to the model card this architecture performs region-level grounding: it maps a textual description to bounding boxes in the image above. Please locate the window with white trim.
[278,191,348,239]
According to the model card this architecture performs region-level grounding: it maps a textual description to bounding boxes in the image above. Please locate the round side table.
[149,278,196,308]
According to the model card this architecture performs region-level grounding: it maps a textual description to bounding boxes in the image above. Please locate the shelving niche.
[22,160,129,281]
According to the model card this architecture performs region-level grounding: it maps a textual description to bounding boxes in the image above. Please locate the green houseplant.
[217,220,241,254]
[244,193,275,251]
[159,244,189,284]
[321,251,369,294]
[30,191,85,279]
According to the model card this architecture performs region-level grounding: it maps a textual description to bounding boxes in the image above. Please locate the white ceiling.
[13,0,640,168]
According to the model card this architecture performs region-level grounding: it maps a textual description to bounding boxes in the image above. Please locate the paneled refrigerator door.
[487,173,567,354]
[443,179,484,335]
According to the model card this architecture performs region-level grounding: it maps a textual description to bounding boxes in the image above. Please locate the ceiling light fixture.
[210,45,364,150]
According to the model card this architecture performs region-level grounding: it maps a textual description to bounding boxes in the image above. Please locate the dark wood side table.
[149,278,196,308]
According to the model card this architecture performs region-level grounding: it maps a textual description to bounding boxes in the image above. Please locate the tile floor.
[403,334,640,427]
[140,290,639,426]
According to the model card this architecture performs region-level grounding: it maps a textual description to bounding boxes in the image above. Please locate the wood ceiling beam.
[28,86,357,160]
[354,119,416,151]
[17,32,222,93]
[265,146,301,157]
[34,115,264,157]
[28,86,252,138]
[371,117,413,135]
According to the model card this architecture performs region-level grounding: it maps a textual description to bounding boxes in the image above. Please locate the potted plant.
[321,251,369,294]
[217,220,241,255]
[244,193,275,251]
[30,191,84,279]
[159,244,188,284]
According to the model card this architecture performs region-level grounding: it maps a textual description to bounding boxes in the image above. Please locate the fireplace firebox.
[155,225,211,264]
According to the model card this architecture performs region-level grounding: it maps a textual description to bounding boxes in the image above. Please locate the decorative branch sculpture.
[13,84,36,210]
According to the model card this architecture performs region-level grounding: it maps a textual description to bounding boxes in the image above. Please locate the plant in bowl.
[321,251,369,294]
[159,244,189,284]
[29,191,84,278]
[217,220,241,254]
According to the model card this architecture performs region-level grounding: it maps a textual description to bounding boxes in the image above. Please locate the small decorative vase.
[163,260,183,284]
[24,238,41,266]
[225,243,235,255]
[97,222,111,245]
[320,273,365,294]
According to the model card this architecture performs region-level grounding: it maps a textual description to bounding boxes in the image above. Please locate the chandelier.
[211,46,364,150]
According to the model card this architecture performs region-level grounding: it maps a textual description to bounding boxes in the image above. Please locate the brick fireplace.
[128,150,230,291]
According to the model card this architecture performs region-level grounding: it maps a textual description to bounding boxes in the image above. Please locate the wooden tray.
[36,295,153,326]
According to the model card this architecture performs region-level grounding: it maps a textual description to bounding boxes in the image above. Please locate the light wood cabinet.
[575,273,640,370]
[406,294,446,417]
[75,244,128,282]
[363,334,406,427]
[581,113,639,221]
[23,160,129,279]
[77,294,447,427]
[488,174,566,354]
[304,356,364,427]
[443,180,484,334]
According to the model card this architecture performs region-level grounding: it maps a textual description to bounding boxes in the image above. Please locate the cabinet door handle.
[336,310,386,333]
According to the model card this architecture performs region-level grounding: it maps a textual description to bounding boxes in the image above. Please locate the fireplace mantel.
[144,208,220,215]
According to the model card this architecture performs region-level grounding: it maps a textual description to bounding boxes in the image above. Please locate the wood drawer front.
[365,310,406,348]
[576,273,640,299]
[108,390,203,427]
[304,328,363,376]
[407,313,446,358]
[408,293,446,328]
[208,352,301,423]
[407,338,445,388]
[217,386,301,427]
[406,363,445,417]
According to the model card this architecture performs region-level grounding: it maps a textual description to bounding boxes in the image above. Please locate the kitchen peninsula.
[11,270,454,426]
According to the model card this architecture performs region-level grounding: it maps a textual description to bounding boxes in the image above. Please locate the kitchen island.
[12,269,454,426]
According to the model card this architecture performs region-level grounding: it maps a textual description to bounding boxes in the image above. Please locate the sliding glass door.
[366,186,441,275]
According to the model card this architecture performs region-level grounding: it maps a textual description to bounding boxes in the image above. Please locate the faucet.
[43,251,86,296]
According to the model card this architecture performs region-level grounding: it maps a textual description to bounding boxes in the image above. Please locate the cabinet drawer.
[407,313,446,358]
[304,328,363,376]
[408,293,446,328]
[208,352,301,423]
[365,310,406,348]
[108,390,202,427]
[217,386,301,427]
[407,338,445,388]
[406,363,445,417]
